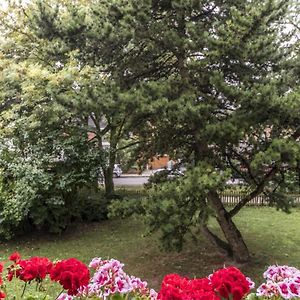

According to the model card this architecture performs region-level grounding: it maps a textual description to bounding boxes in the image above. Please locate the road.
[113,176,149,186]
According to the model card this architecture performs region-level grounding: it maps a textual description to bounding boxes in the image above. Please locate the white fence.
[221,193,300,206]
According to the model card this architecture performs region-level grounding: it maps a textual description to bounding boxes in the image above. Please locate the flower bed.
[0,252,299,299]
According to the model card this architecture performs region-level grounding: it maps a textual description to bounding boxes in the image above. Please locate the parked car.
[153,168,184,178]
[145,168,184,189]
[226,177,245,185]
[113,164,122,178]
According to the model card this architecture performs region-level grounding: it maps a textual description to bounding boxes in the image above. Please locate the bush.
[0,133,107,240]
[77,188,110,222]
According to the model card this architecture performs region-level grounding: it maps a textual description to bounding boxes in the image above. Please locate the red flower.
[0,263,3,274]
[191,290,220,300]
[0,264,4,300]
[50,258,90,295]
[7,256,52,283]
[209,267,250,300]
[9,252,21,263]
[18,257,53,282]
[158,274,219,300]
[0,263,3,286]
[7,252,22,281]
[158,274,189,300]
[188,278,211,291]
[158,267,251,300]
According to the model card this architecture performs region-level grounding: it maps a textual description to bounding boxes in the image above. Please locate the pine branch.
[229,148,258,185]
[100,124,111,136]
[115,139,144,152]
[229,166,278,217]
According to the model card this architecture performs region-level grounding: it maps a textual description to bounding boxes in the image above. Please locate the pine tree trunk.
[208,191,250,263]
[201,224,233,257]
[193,139,250,262]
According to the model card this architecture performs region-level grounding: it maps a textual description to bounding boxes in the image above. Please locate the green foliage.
[143,165,231,251]
[0,0,152,195]
[245,294,260,300]
[0,129,104,239]
[144,170,172,189]
[1,0,299,260]
[77,187,110,222]
[103,0,300,260]
[110,164,231,251]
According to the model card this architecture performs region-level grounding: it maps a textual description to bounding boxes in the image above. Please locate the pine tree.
[105,0,299,262]
[1,0,299,261]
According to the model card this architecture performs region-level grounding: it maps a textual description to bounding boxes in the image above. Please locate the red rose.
[9,252,21,263]
[50,258,90,295]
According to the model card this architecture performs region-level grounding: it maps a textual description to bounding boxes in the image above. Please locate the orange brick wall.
[148,156,170,170]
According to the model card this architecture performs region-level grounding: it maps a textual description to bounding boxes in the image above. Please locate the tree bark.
[103,165,114,196]
[201,224,233,257]
[103,126,117,196]
[208,191,250,263]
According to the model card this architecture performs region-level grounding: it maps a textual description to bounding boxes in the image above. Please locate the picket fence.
[136,189,300,207]
[221,192,300,206]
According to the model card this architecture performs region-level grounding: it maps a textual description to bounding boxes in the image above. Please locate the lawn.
[1,207,300,297]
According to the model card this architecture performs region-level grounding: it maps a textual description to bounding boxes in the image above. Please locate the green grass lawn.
[1,207,300,297]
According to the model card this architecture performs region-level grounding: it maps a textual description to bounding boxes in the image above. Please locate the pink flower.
[57,293,74,300]
[78,257,155,299]
[257,265,300,299]
[277,281,292,299]
[257,281,280,297]
[246,277,255,289]
[89,258,103,270]
[289,281,300,297]
[263,265,300,282]
[130,276,148,293]
[150,289,158,300]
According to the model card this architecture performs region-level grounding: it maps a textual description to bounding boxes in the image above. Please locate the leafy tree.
[107,0,300,262]
[0,57,105,238]
[0,0,147,195]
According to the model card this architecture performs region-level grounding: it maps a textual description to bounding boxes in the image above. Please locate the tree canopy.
[0,0,299,261]
[105,0,300,262]
[0,0,154,195]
